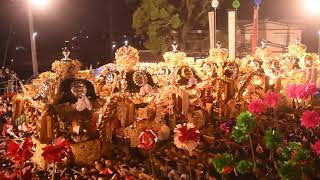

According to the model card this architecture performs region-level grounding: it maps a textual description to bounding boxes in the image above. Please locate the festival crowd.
[0,68,19,95]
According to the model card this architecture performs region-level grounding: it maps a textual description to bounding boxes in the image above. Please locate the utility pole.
[209,0,219,49]
[27,2,39,76]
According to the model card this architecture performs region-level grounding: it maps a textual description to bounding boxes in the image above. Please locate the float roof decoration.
[115,46,140,70]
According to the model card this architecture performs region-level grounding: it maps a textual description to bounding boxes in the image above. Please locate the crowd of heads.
[0,67,19,95]
[0,97,13,137]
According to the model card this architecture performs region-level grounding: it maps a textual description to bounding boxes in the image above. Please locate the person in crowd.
[1,115,14,137]
[0,69,5,94]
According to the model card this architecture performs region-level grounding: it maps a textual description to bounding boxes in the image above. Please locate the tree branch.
[193,0,211,23]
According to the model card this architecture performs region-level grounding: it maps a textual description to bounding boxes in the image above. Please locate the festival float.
[2,40,320,179]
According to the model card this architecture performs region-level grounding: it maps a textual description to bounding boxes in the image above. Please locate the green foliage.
[132,0,213,54]
[281,142,309,164]
[232,111,256,142]
[278,161,301,180]
[236,160,253,174]
[212,153,234,174]
[132,0,181,54]
[264,129,282,149]
[277,141,311,180]
[144,35,168,54]
[236,111,256,134]
[232,127,249,143]
[170,14,181,29]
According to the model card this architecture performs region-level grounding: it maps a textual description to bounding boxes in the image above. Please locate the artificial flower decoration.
[236,160,253,175]
[138,130,158,151]
[115,46,139,70]
[247,99,265,115]
[232,127,249,142]
[281,142,309,165]
[219,119,236,133]
[6,137,34,165]
[264,91,279,108]
[212,153,234,174]
[232,112,257,142]
[279,161,301,180]
[42,137,71,163]
[295,84,308,99]
[173,123,200,152]
[236,111,256,134]
[256,144,264,154]
[311,140,320,157]
[287,83,317,100]
[300,110,320,129]
[316,88,320,97]
[305,83,317,96]
[2,121,16,137]
[287,84,298,99]
[264,129,282,150]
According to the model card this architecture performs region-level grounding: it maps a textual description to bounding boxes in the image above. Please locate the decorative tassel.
[74,96,92,111]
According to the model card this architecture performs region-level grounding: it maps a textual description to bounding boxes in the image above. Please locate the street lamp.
[28,0,48,77]
[33,32,38,38]
[209,0,219,49]
[211,0,219,9]
[124,40,129,46]
[305,0,320,14]
[31,0,48,8]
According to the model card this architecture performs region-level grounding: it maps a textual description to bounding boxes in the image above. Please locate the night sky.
[0,0,319,78]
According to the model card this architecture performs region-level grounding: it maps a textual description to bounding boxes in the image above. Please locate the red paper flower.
[264,91,279,108]
[222,166,233,174]
[42,137,71,163]
[138,130,157,151]
[248,99,265,115]
[300,110,320,129]
[174,123,200,152]
[311,140,320,156]
[6,137,33,165]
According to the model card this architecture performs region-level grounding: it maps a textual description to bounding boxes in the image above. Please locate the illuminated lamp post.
[209,0,219,49]
[28,0,49,76]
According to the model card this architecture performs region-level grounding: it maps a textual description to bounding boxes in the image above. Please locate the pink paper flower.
[248,99,265,115]
[220,123,230,133]
[287,83,317,100]
[295,84,308,99]
[173,123,200,152]
[287,84,298,99]
[300,110,320,129]
[312,140,320,156]
[305,83,317,97]
[264,91,279,108]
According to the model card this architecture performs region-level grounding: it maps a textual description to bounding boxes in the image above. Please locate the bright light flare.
[31,0,49,8]
[305,0,320,14]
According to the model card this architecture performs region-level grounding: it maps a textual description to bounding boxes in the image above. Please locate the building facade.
[237,20,302,57]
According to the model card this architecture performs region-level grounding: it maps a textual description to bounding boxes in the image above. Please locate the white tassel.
[74,96,92,111]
